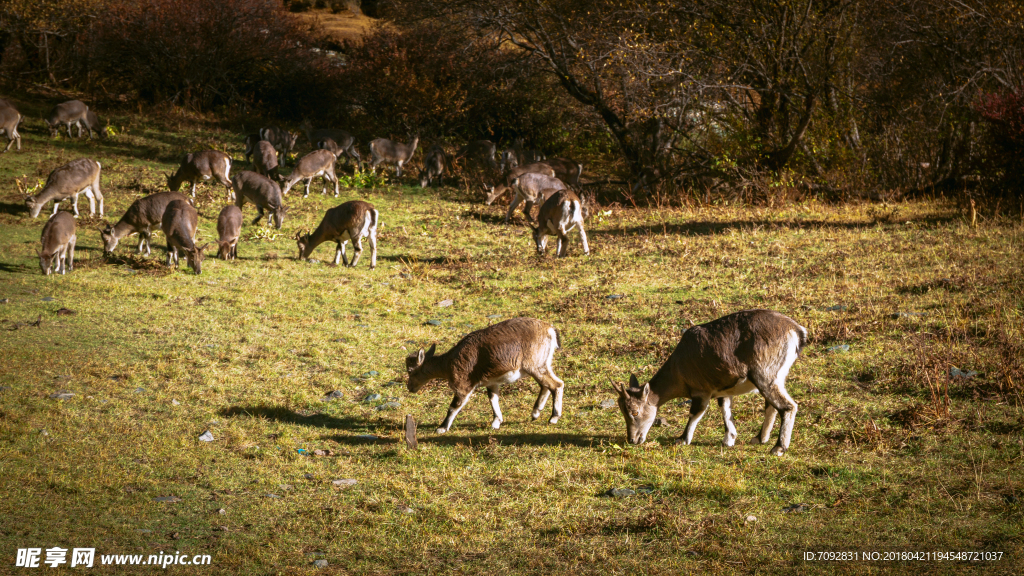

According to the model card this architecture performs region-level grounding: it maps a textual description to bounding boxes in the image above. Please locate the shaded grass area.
[0,111,1022,575]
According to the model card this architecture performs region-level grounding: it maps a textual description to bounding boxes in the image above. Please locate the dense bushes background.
[1,0,1022,208]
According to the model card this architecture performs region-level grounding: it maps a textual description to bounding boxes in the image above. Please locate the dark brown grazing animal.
[259,126,298,167]
[45,100,90,138]
[216,205,242,260]
[243,132,261,163]
[300,119,362,166]
[280,149,338,197]
[25,158,103,218]
[405,317,565,433]
[419,145,447,188]
[505,172,567,223]
[296,200,378,268]
[369,136,419,177]
[167,150,233,199]
[161,199,209,274]
[232,171,286,229]
[539,157,584,186]
[0,101,22,152]
[100,191,190,256]
[615,309,807,456]
[252,140,280,181]
[38,211,77,275]
[531,189,590,257]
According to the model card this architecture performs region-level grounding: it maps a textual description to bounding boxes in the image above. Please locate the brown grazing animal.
[615,309,807,456]
[216,205,242,260]
[100,191,190,256]
[405,317,565,433]
[161,199,209,274]
[295,200,378,268]
[38,211,77,275]
[25,158,103,218]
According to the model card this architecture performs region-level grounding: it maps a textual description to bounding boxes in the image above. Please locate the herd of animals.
[3,98,808,454]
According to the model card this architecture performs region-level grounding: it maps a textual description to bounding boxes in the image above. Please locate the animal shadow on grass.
[0,202,28,216]
[220,405,370,433]
[0,262,28,274]
[591,216,957,238]
[379,254,467,265]
[419,431,605,448]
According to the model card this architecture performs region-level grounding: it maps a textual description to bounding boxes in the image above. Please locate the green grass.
[0,106,1022,575]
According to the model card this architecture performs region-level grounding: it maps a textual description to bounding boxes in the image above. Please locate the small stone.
[304,473,314,480]
[599,398,616,409]
[356,324,369,328]
[400,273,411,279]
[654,417,669,427]
[0,298,8,304]
[321,390,344,401]
[332,479,357,488]
[606,488,635,497]
[437,299,453,308]
[55,308,75,316]
[425,319,442,326]
[313,449,333,456]
[49,391,74,400]
[384,380,401,386]
[376,401,401,411]
[42,296,55,302]
[606,294,623,300]
[279,484,293,491]
[782,503,809,513]
[171,399,181,406]
[636,487,655,494]
[266,493,281,499]
[891,311,926,319]
[405,414,418,450]
[313,559,328,568]
[216,508,226,515]
[356,434,378,440]
[362,371,379,377]
[136,529,152,533]
[198,431,214,442]
[745,515,757,523]
[308,259,320,264]
[363,393,382,402]
[40,429,49,436]
[950,367,979,379]
[134,387,145,393]
[153,496,181,503]
[823,305,848,312]
[397,505,415,514]
[168,532,180,540]
[826,344,850,353]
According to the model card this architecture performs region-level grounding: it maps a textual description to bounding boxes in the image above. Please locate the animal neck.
[419,353,450,381]
[646,364,682,408]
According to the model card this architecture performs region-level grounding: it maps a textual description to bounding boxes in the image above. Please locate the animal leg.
[348,236,363,267]
[752,400,779,444]
[578,224,590,255]
[66,236,76,272]
[677,397,709,445]
[304,177,312,198]
[718,396,738,447]
[504,194,524,223]
[333,242,343,266]
[190,182,197,197]
[252,209,264,226]
[437,388,475,434]
[339,240,349,266]
[486,385,503,429]
[556,231,568,257]
[367,226,377,269]
[761,383,798,456]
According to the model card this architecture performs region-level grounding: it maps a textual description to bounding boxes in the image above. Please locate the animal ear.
[198,242,211,252]
[629,374,640,389]
[416,348,426,365]
[425,343,436,358]
[641,382,651,401]
[611,381,625,396]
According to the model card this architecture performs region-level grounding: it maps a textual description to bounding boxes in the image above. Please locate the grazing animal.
[296,200,378,268]
[419,145,447,188]
[38,211,76,275]
[167,150,232,199]
[500,148,518,172]
[280,149,339,197]
[531,189,590,257]
[77,109,105,139]
[540,157,584,186]
[252,140,280,181]
[259,126,299,167]
[232,171,286,229]
[505,172,567,223]
[161,199,209,274]
[243,132,262,163]
[369,136,419,177]
[614,309,807,456]
[502,162,557,187]
[299,119,362,166]
[216,205,242,260]
[25,158,103,218]
[405,317,566,433]
[455,140,499,180]
[100,191,190,256]
[45,100,91,138]
[483,183,514,205]
[510,138,545,164]
[0,101,22,152]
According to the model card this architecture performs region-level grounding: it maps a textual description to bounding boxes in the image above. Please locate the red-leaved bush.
[975,89,1024,198]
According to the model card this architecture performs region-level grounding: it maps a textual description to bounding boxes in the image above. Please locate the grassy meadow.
[0,105,1022,575]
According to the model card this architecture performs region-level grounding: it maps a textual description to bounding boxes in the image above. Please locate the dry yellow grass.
[292,5,380,44]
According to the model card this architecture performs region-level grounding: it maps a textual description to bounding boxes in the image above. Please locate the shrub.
[289,0,312,13]
[331,1,346,13]
[976,90,1024,200]
[314,0,328,9]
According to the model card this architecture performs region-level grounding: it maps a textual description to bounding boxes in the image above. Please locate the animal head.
[405,344,437,392]
[483,184,509,206]
[286,131,299,150]
[298,118,313,141]
[419,169,430,189]
[217,240,234,260]
[295,231,310,259]
[273,206,287,230]
[614,375,659,445]
[37,248,58,275]
[579,192,594,220]
[166,172,183,192]
[25,196,44,218]
[100,224,118,255]
[186,243,210,275]
[45,118,58,137]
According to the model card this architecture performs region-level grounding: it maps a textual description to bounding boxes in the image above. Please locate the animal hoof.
[548,416,559,424]
[491,419,502,430]
[435,427,448,435]
[770,445,786,456]
[531,411,541,420]
[674,437,690,446]
[749,436,764,445]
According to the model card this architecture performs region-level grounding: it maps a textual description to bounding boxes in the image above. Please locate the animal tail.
[795,323,808,354]
[555,328,561,349]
